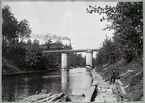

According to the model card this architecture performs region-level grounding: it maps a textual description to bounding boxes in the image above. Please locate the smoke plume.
[43,33,71,42]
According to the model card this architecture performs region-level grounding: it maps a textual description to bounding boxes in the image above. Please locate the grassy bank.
[2,58,60,75]
[95,57,143,101]
[2,58,23,74]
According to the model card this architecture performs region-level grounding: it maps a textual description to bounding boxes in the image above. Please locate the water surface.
[2,67,92,102]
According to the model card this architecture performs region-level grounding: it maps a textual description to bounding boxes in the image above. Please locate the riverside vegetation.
[86,2,143,101]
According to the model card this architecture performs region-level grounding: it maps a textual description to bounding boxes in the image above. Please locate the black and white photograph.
[1,1,143,102]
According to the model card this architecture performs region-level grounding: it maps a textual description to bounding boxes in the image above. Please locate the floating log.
[53,99,61,102]
[22,93,53,102]
[36,93,53,101]
[47,93,64,102]
[35,93,64,102]
[22,94,38,102]
[22,92,87,102]
[47,94,59,102]
[36,94,57,102]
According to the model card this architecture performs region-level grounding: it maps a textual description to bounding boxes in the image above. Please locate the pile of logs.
[21,93,65,102]
[21,93,86,102]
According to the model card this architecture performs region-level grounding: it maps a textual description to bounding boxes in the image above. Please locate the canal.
[2,67,93,102]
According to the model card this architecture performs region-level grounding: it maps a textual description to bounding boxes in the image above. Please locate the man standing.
[110,69,116,84]
[109,68,120,84]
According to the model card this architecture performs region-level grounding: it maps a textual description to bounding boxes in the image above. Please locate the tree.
[2,5,31,47]
[44,39,52,49]
[25,39,43,70]
[27,39,32,45]
[87,2,143,63]
[68,53,85,67]
[2,5,18,45]
[33,39,40,45]
[17,19,31,41]
[95,36,116,65]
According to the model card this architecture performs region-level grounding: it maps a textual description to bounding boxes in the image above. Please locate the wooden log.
[22,94,38,102]
[53,99,61,102]
[36,94,57,102]
[22,93,53,102]
[57,93,64,99]
[47,93,64,102]
[37,93,53,101]
[45,94,58,102]
[22,93,64,102]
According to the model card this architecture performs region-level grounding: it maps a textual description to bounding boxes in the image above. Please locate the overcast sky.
[3,2,117,56]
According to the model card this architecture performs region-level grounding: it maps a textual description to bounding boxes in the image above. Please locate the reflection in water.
[68,68,92,95]
[61,68,92,95]
[2,68,92,102]
[61,69,70,94]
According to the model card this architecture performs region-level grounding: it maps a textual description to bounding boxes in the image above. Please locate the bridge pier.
[61,53,69,93]
[61,69,69,94]
[61,53,68,70]
[86,50,93,68]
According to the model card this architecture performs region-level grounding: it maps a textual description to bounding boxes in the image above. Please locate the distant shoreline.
[2,69,61,77]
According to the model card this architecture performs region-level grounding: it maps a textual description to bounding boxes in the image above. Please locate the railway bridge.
[43,49,99,69]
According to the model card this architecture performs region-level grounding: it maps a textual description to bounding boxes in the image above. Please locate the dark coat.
[111,71,120,79]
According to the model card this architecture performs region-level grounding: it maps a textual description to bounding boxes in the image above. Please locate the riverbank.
[2,58,60,76]
[2,69,60,77]
[90,69,117,102]
[95,57,143,101]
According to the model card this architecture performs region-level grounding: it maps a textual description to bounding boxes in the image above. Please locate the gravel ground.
[92,70,117,102]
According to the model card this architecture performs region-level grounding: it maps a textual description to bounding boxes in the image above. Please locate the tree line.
[87,2,143,65]
[2,5,85,72]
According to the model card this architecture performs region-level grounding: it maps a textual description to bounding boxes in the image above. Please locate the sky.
[2,1,117,57]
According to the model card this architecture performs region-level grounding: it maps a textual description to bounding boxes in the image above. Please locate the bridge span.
[43,49,99,70]
[43,49,99,53]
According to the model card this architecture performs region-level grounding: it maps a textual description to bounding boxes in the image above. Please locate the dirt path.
[92,70,117,102]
